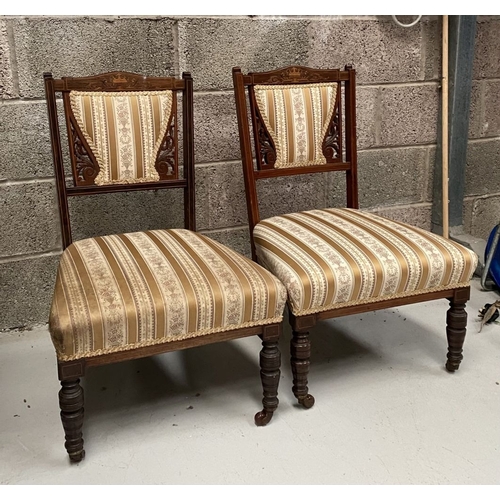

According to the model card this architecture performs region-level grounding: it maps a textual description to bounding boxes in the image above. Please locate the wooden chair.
[44,71,287,462]
[232,65,478,409]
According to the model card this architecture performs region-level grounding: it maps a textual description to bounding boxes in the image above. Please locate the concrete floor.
[1,277,499,485]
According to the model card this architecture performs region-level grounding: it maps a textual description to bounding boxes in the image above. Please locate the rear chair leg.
[255,339,281,426]
[445,296,468,372]
[59,378,85,462]
[291,330,315,408]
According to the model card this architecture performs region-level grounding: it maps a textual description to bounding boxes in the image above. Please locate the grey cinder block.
[258,171,328,220]
[465,138,500,196]
[467,194,500,240]
[462,196,475,236]
[12,17,176,98]
[421,19,442,81]
[425,146,436,203]
[179,18,310,91]
[0,101,54,180]
[326,170,347,208]
[0,181,61,258]
[482,81,500,138]
[468,81,483,139]
[0,254,59,329]
[356,86,379,149]
[308,18,423,84]
[198,162,329,228]
[358,147,429,208]
[68,188,184,242]
[193,92,241,164]
[0,20,15,99]
[369,203,432,230]
[469,80,500,139]
[195,162,247,231]
[473,19,500,79]
[200,226,252,259]
[379,85,438,146]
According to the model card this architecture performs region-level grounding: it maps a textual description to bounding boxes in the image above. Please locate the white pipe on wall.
[442,15,449,239]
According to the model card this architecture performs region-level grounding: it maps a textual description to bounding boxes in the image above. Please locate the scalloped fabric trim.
[55,316,284,362]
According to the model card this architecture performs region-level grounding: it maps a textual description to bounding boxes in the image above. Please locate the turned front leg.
[290,330,315,408]
[59,378,85,462]
[445,296,468,372]
[255,339,281,426]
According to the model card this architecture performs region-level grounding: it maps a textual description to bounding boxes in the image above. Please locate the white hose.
[391,15,422,27]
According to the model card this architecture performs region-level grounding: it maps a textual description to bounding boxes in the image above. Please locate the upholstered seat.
[254,208,477,317]
[50,229,287,361]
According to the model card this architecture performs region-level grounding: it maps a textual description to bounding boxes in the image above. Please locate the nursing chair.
[232,65,478,409]
[44,71,287,462]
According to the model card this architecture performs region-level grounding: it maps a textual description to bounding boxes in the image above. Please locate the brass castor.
[298,394,315,409]
[254,409,274,426]
[445,359,460,372]
[69,449,85,463]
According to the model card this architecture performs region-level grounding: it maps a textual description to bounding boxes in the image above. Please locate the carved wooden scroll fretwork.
[255,110,276,169]
[156,120,177,179]
[323,101,342,163]
[70,121,99,185]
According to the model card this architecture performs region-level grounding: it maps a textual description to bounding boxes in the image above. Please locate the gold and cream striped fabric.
[253,208,478,316]
[49,229,287,361]
[254,82,337,168]
[70,90,173,185]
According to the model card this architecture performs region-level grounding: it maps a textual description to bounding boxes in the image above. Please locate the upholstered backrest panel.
[70,90,173,185]
[253,82,338,169]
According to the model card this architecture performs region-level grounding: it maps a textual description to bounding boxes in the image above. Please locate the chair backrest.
[232,65,359,254]
[44,71,195,249]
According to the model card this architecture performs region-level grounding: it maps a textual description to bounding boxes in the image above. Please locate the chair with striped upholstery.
[44,71,287,462]
[232,65,478,409]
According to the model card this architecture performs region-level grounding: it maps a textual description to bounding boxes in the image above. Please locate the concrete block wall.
[464,16,500,240]
[1,15,443,328]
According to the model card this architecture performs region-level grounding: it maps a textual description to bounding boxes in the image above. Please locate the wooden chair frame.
[45,71,282,462]
[232,65,470,409]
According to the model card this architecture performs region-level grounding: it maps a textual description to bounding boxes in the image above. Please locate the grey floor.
[1,278,499,485]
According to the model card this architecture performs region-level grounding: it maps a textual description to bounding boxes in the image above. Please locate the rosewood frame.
[44,71,196,249]
[45,71,282,462]
[232,65,470,409]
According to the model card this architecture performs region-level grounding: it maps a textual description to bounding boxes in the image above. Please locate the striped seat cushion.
[49,229,287,361]
[253,208,478,317]
[70,90,173,185]
[253,82,337,168]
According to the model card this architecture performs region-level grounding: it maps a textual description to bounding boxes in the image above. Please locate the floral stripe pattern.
[254,82,337,168]
[49,229,287,361]
[253,208,478,316]
[70,90,173,185]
